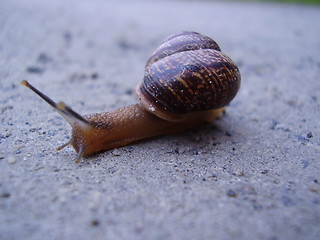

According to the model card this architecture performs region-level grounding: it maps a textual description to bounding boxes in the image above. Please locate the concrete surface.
[0,0,320,239]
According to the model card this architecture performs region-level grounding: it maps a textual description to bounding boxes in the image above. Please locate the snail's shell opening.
[135,83,188,122]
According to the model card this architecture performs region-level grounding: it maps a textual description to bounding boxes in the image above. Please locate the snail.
[21,31,241,163]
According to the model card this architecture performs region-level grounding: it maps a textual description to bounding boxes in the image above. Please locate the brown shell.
[146,31,221,67]
[136,32,241,121]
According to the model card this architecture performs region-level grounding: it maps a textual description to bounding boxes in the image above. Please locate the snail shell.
[136,31,240,121]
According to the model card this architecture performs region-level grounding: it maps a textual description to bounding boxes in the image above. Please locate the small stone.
[14,144,25,150]
[301,159,309,168]
[111,148,121,156]
[177,147,186,154]
[209,173,218,181]
[91,219,100,226]
[227,189,237,197]
[232,170,245,176]
[91,72,99,79]
[37,53,52,63]
[306,132,313,138]
[261,169,268,174]
[190,148,198,155]
[1,192,10,198]
[225,131,233,137]
[171,149,179,154]
[125,89,133,95]
[26,66,44,74]
[8,156,16,164]
[309,185,318,193]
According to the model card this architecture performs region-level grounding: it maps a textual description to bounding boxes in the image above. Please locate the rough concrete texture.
[1,0,320,239]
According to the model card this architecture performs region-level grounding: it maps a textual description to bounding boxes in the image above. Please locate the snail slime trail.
[22,31,241,163]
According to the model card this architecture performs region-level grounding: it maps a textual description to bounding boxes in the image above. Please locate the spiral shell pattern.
[137,32,241,120]
[146,31,221,67]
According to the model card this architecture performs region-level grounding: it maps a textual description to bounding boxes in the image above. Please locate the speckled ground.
[0,0,319,239]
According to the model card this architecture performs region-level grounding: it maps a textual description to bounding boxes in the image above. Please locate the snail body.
[22,31,240,162]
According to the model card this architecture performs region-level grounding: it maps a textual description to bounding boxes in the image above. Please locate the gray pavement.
[0,0,320,239]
